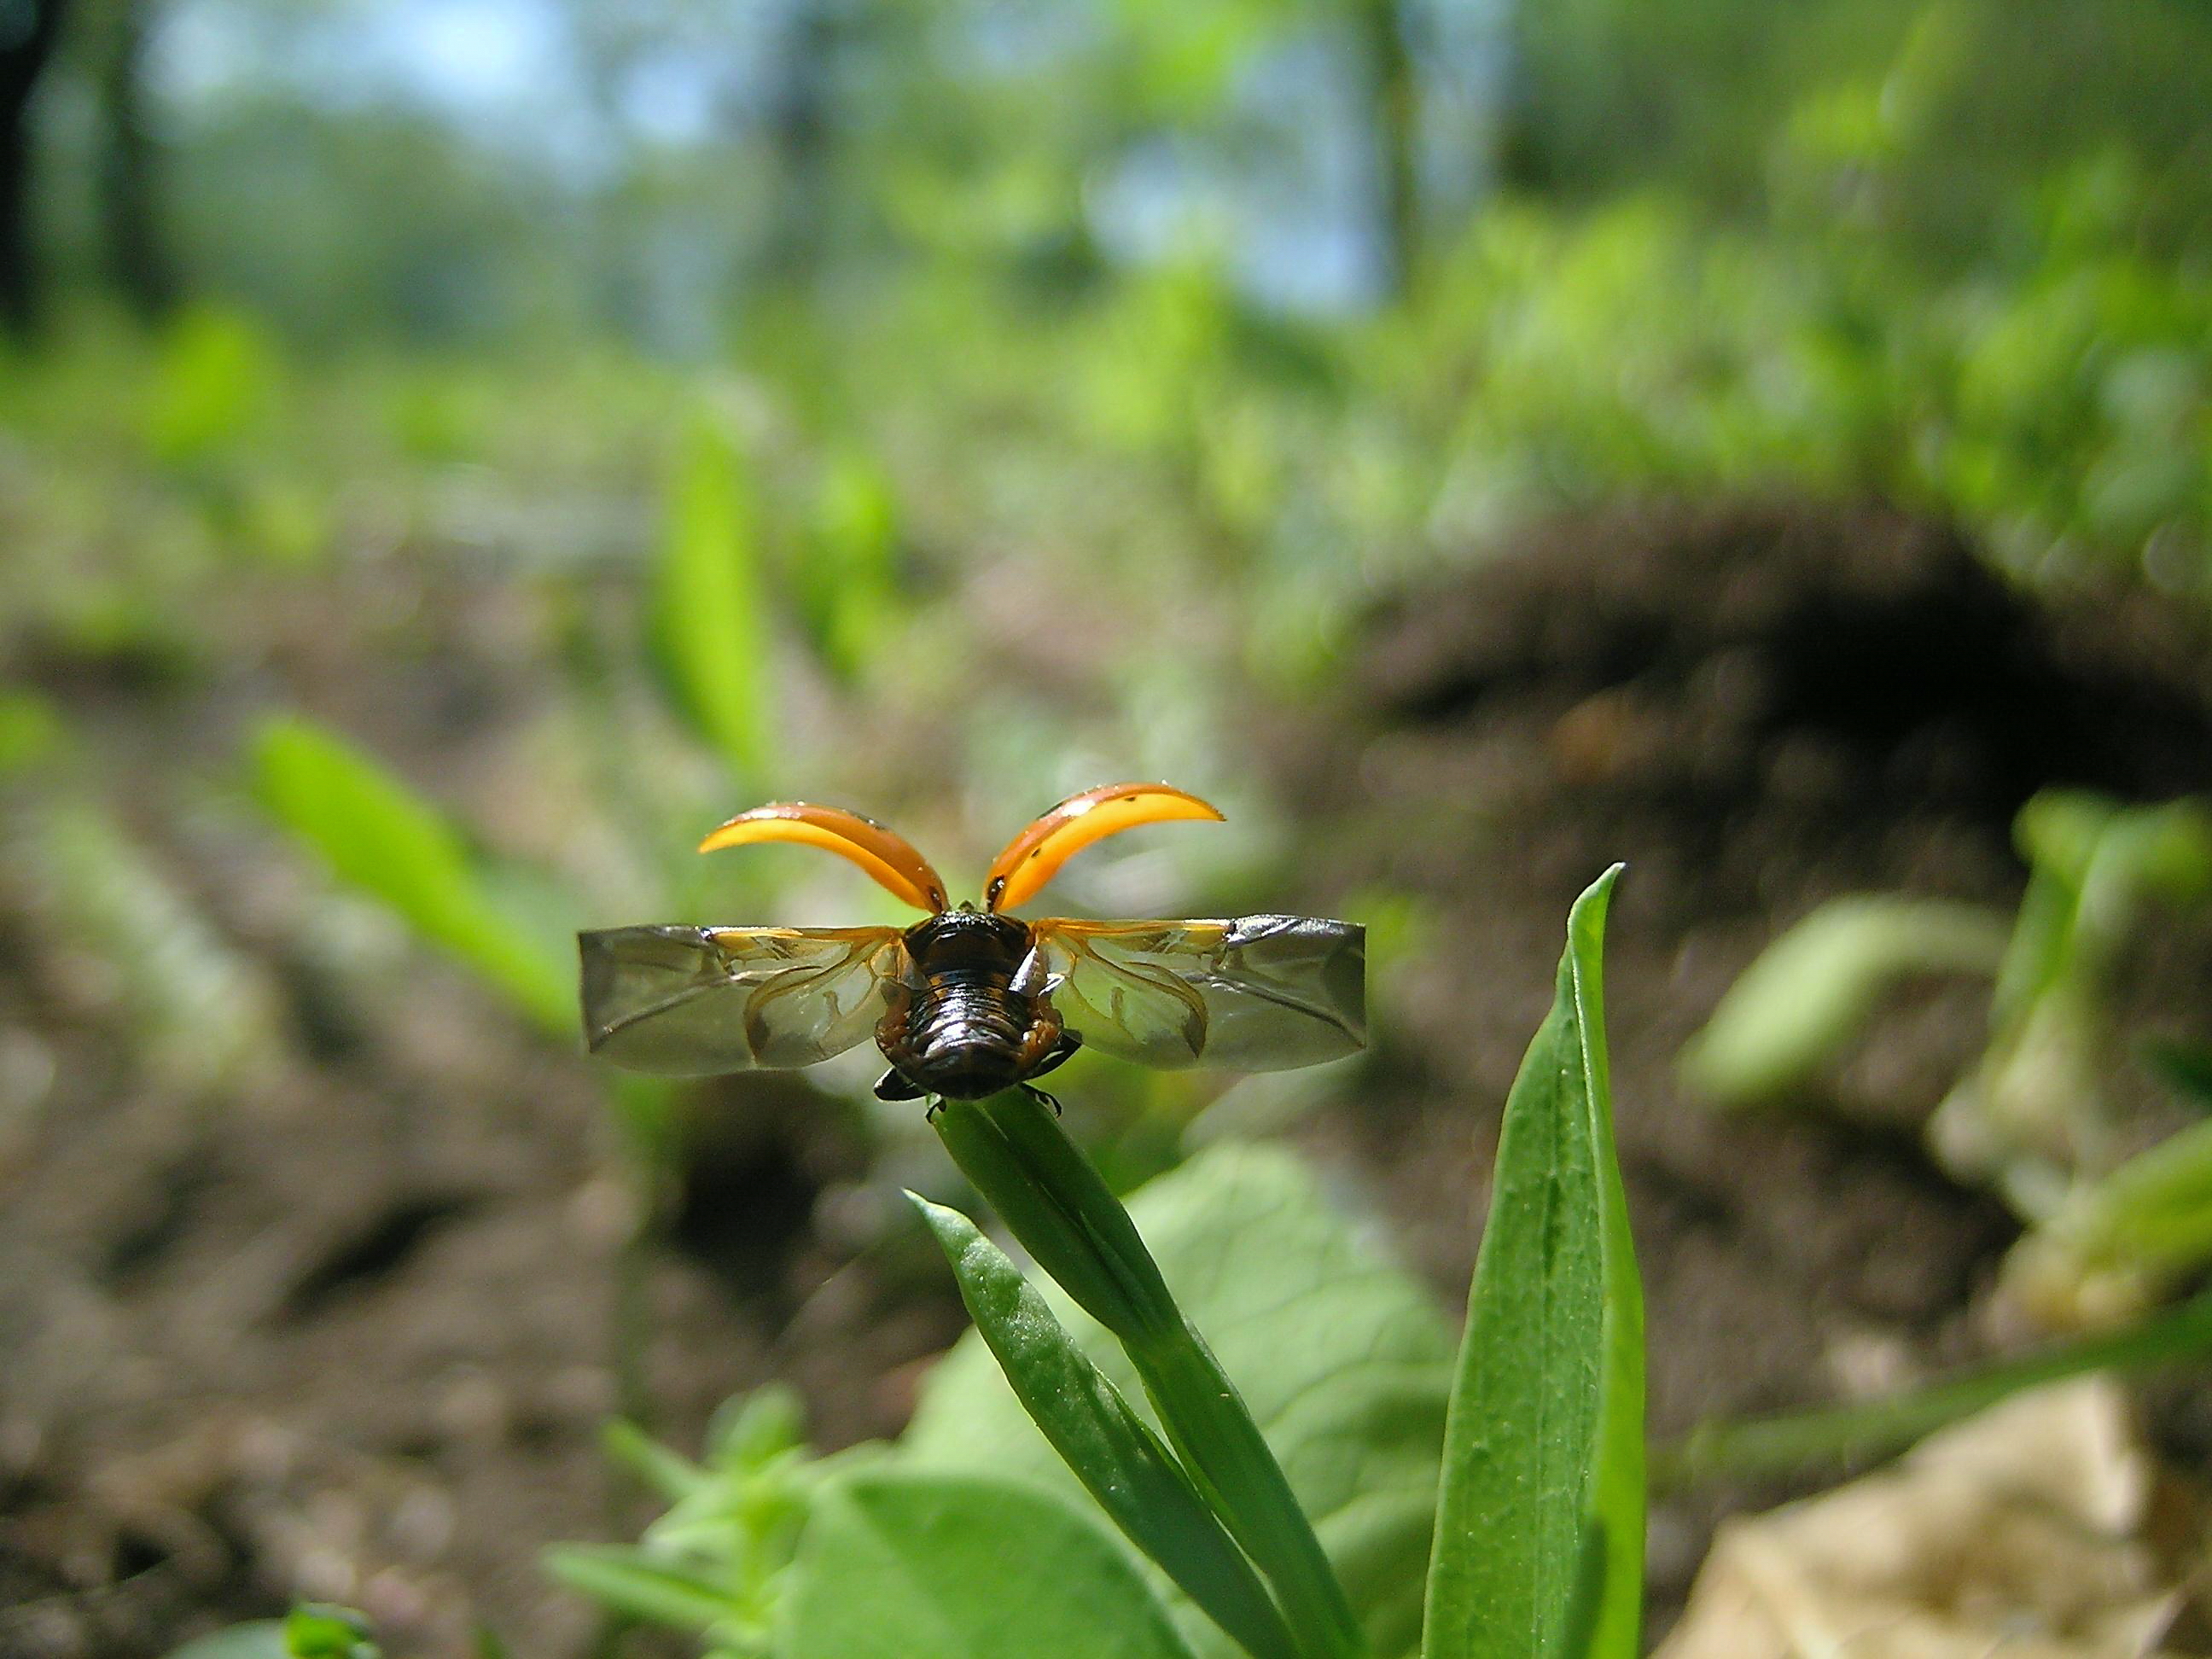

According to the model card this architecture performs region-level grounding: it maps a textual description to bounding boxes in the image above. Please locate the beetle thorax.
[900,908,1033,974]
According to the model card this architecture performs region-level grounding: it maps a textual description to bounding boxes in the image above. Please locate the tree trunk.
[96,0,177,323]
[0,0,69,337]
[760,0,847,290]
[1360,0,1419,298]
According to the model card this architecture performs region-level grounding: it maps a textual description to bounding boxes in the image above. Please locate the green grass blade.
[652,415,774,784]
[1659,1286,2212,1486]
[911,1194,1301,1659]
[933,1093,1365,1659]
[797,448,900,683]
[904,1140,1453,1659]
[1423,865,1644,1659]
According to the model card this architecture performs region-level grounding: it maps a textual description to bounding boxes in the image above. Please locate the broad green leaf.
[1679,895,2007,1107]
[252,715,573,1034]
[904,1143,1454,1659]
[783,1470,1199,1659]
[1423,865,1643,1659]
[652,416,774,784]
[911,1194,1300,1659]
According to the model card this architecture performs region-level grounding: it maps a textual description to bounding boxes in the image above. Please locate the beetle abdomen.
[893,972,1033,1099]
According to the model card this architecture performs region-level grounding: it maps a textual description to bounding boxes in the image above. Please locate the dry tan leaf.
[1660,1379,2186,1659]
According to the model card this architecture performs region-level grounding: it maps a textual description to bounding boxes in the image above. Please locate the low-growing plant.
[552,867,1641,1659]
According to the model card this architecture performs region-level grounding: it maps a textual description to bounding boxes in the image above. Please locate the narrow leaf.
[252,715,573,1033]
[652,416,774,783]
[601,1417,709,1503]
[911,1194,1300,1659]
[1661,1285,2212,1485]
[783,1470,1199,1659]
[908,1141,1452,1659]
[1423,865,1644,1659]
[930,1097,1365,1659]
[542,1544,740,1633]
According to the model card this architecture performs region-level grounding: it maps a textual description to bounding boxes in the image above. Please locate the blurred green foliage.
[163,1606,379,1659]
[653,416,777,788]
[544,1388,828,1656]
[253,715,578,1035]
[1682,898,2012,1108]
[1682,790,2212,1327]
[6,0,2211,632]
[5,0,2203,1328]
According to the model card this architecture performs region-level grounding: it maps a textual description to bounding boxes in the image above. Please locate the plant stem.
[1657,1287,2212,1487]
[932,1091,1366,1659]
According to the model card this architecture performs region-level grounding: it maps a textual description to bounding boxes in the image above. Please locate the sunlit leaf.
[1423,866,1643,1659]
[145,305,280,464]
[252,715,573,1033]
[652,416,775,784]
[796,449,900,683]
[0,688,64,776]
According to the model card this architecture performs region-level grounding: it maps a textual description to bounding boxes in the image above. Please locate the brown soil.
[5,498,2212,1656]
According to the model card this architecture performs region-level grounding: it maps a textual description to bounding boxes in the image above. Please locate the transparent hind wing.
[579,924,903,1075]
[1029,916,1365,1072]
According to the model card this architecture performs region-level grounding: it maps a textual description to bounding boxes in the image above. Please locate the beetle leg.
[1027,1029,1081,1081]
[1020,1084,1063,1117]
[874,1067,924,1102]
[1009,1002,1066,1078]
